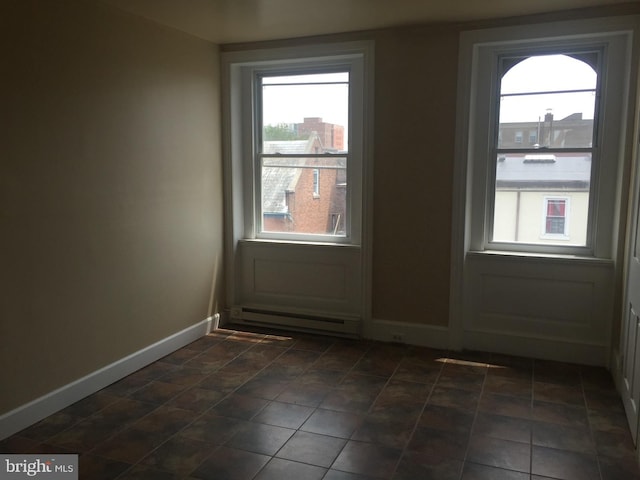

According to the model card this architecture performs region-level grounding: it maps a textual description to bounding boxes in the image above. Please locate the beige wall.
[371,26,458,326]
[0,1,223,414]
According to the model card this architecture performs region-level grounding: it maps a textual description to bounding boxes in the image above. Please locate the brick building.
[262,132,346,235]
[295,117,345,151]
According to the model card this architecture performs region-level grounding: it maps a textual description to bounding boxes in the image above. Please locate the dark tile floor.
[2,326,639,480]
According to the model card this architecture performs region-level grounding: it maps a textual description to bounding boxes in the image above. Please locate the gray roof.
[496,153,591,188]
[262,138,316,214]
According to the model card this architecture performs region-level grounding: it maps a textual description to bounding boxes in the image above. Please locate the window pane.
[261,156,347,236]
[501,54,597,95]
[493,153,591,246]
[261,72,349,153]
[498,54,596,150]
[499,92,595,149]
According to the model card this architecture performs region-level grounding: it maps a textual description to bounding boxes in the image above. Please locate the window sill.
[466,249,614,267]
[240,238,360,249]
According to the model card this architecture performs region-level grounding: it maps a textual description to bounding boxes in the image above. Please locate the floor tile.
[138,435,215,475]
[393,452,463,480]
[531,445,600,479]
[392,361,441,384]
[301,409,363,438]
[472,412,531,443]
[406,426,469,460]
[428,386,480,411]
[252,401,314,429]
[178,412,247,445]
[131,405,198,435]
[165,386,226,412]
[351,414,415,449]
[483,374,532,399]
[419,404,475,435]
[91,427,166,464]
[209,393,269,420]
[478,393,530,419]
[599,454,640,480]
[532,400,588,427]
[533,382,584,406]
[276,383,330,407]
[331,440,402,478]
[323,470,379,480]
[461,462,529,480]
[190,446,270,480]
[115,464,182,479]
[466,435,530,473]
[531,420,595,454]
[225,422,294,455]
[276,430,346,467]
[254,457,326,480]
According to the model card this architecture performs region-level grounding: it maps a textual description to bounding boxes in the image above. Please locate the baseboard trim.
[0,316,215,441]
[464,329,610,366]
[363,318,450,349]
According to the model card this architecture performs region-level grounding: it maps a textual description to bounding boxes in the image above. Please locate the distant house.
[494,152,591,244]
[499,112,593,149]
[492,112,594,245]
[262,132,347,235]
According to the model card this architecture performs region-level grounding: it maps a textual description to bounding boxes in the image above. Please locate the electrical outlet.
[230,307,242,319]
[391,333,404,343]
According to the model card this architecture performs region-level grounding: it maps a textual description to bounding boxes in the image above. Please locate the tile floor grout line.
[388,347,448,480]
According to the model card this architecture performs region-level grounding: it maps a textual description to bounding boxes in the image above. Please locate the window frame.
[222,42,372,246]
[460,21,634,258]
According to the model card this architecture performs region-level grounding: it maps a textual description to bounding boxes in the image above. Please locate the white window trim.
[456,17,635,259]
[541,196,570,240]
[221,41,373,247]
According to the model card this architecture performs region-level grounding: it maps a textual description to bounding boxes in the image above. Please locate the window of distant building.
[313,168,320,197]
[459,23,633,257]
[543,197,569,237]
[515,131,523,143]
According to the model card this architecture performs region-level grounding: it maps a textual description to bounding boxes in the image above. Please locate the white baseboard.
[363,318,450,349]
[0,316,216,441]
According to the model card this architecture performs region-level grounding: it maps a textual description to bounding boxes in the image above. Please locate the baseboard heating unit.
[229,306,361,337]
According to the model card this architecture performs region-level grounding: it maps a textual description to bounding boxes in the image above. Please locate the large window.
[259,72,349,236]
[461,23,633,257]
[492,54,596,247]
[223,43,369,245]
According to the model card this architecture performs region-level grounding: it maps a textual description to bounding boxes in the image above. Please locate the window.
[544,198,568,236]
[260,73,348,235]
[515,131,523,143]
[460,21,633,257]
[312,168,320,197]
[493,54,595,247]
[223,42,370,244]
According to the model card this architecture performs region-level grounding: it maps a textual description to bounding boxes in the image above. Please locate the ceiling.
[99,0,637,44]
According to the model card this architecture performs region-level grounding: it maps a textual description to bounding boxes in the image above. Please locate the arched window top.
[501,54,597,95]
[498,53,598,124]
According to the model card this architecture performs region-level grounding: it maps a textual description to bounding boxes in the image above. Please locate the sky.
[259,55,597,134]
[261,72,350,142]
[499,54,597,123]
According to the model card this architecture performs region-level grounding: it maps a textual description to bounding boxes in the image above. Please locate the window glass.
[492,54,596,247]
[259,72,349,237]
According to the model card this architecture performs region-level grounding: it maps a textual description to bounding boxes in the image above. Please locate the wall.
[221,4,640,333]
[371,26,459,327]
[0,0,223,414]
